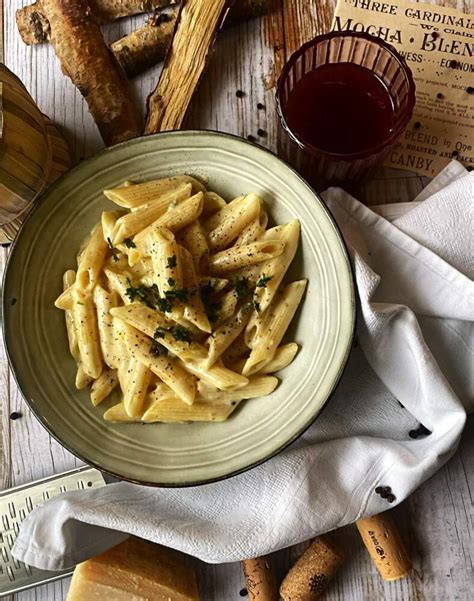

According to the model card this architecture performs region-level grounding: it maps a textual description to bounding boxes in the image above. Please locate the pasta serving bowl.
[2,131,355,486]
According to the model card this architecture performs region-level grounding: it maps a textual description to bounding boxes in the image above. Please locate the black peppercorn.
[239,588,248,597]
[467,87,474,95]
[257,128,267,137]
[413,122,421,129]
[386,493,396,503]
[10,412,22,420]
[436,92,444,99]
[257,102,265,110]
[247,134,256,143]
[236,90,245,98]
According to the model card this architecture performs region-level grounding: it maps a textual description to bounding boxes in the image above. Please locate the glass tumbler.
[276,31,416,184]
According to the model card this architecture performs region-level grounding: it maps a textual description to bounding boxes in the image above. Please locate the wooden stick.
[279,536,345,601]
[41,0,140,146]
[144,0,232,134]
[112,0,269,78]
[356,512,412,581]
[16,0,176,44]
[241,556,279,601]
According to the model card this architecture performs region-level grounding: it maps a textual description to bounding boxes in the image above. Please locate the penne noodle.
[253,220,300,312]
[141,398,238,423]
[179,247,212,333]
[258,343,299,374]
[73,287,103,380]
[148,227,184,296]
[228,264,261,286]
[101,210,122,244]
[111,183,192,244]
[75,364,93,390]
[180,358,248,391]
[215,290,238,325]
[104,269,133,304]
[63,270,79,358]
[243,280,307,376]
[93,286,121,369]
[123,360,152,417]
[202,191,227,217]
[103,175,205,209]
[205,304,252,368]
[55,284,74,311]
[104,402,144,423]
[110,304,206,363]
[117,355,133,391]
[76,224,108,292]
[234,210,268,246]
[221,332,249,365]
[124,325,196,405]
[178,220,209,271]
[208,193,262,251]
[203,195,245,231]
[208,240,285,275]
[133,192,204,245]
[90,367,119,406]
[197,375,278,402]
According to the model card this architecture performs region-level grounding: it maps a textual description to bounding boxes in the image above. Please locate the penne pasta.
[258,343,299,374]
[197,375,278,402]
[110,304,207,363]
[93,286,121,369]
[253,220,300,312]
[111,183,192,244]
[243,280,307,376]
[73,287,103,380]
[58,177,305,424]
[207,193,262,251]
[202,191,227,217]
[75,364,93,390]
[208,240,285,275]
[90,367,119,406]
[179,246,211,333]
[103,175,205,208]
[205,304,252,368]
[141,398,238,423]
[178,220,209,271]
[62,270,79,358]
[234,210,268,246]
[123,360,152,417]
[124,324,197,405]
[76,224,108,292]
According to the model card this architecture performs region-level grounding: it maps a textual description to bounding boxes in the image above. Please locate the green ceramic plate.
[3,131,355,486]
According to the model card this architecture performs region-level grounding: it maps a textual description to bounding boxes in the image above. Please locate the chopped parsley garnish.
[124,238,137,249]
[167,254,177,269]
[172,325,192,343]
[154,328,166,339]
[167,277,176,287]
[156,297,173,313]
[254,301,261,313]
[207,301,222,323]
[165,287,189,303]
[106,237,119,262]
[125,279,160,309]
[256,275,273,288]
[234,276,250,299]
[200,282,214,304]
[150,339,167,357]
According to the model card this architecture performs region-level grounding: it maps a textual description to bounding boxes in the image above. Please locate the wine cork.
[356,512,411,581]
[241,556,278,601]
[279,536,345,601]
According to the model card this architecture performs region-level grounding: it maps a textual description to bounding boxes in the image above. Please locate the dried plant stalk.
[145,0,232,134]
[112,0,269,78]
[41,0,140,146]
[17,0,176,44]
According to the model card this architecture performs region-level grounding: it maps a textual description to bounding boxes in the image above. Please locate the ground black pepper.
[236,90,245,98]
[10,412,22,420]
[247,134,256,143]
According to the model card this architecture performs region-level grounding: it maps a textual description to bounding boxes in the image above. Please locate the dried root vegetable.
[145,0,232,134]
[16,0,177,44]
[41,0,140,146]
[112,0,270,78]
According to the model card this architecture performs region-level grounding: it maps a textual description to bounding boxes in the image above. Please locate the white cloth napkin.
[13,163,473,570]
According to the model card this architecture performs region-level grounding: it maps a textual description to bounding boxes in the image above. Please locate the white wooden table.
[1,0,473,599]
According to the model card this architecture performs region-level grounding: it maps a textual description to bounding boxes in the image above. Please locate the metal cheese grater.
[0,466,106,597]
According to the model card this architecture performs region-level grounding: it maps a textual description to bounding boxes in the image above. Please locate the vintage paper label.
[332,0,473,177]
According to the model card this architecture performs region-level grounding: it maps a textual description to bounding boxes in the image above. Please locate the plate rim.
[2,129,356,487]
